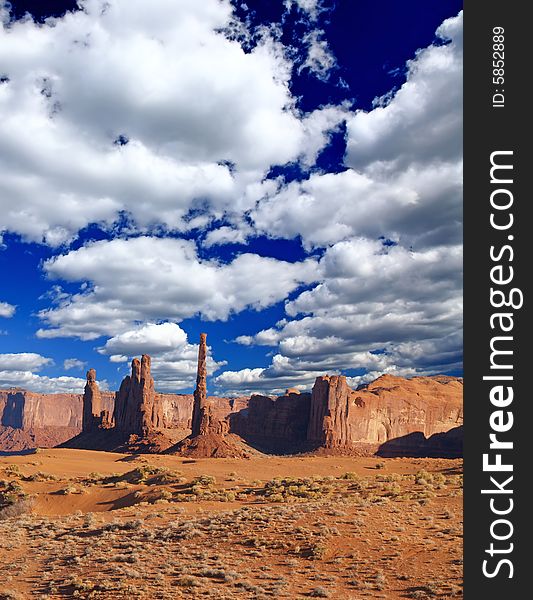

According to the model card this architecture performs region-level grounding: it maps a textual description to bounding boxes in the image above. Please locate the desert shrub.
[377,472,402,482]
[0,479,33,519]
[3,464,21,476]
[58,486,80,495]
[307,542,327,560]
[309,587,331,597]
[83,512,97,528]
[23,471,59,482]
[0,589,24,600]
[0,497,35,520]
[339,472,359,480]
[384,482,402,496]
[260,477,334,502]
[115,481,132,489]
[197,568,229,580]
[103,466,180,486]
[176,575,201,587]
[191,475,216,486]
[415,470,434,485]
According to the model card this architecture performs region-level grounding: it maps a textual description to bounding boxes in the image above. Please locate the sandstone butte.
[1,334,463,457]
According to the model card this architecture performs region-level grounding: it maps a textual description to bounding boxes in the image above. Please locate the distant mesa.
[1,334,463,458]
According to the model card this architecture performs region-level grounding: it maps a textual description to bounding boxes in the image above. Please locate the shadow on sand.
[376,426,463,458]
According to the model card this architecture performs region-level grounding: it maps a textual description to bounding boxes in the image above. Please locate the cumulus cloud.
[252,161,462,249]
[63,358,86,371]
[203,226,250,248]
[0,352,102,393]
[217,237,462,393]
[100,322,188,356]
[0,0,341,245]
[37,236,319,339]
[0,352,53,371]
[345,11,462,170]
[213,13,464,393]
[99,322,225,392]
[251,12,462,251]
[0,370,107,393]
[0,301,16,318]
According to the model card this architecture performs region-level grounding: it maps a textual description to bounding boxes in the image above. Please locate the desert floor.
[0,449,462,599]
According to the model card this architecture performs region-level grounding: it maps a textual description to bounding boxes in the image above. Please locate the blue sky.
[0,0,463,395]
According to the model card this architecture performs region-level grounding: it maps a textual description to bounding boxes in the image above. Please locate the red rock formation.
[113,355,164,435]
[0,368,463,457]
[0,425,81,452]
[230,391,311,452]
[0,388,112,451]
[167,334,251,458]
[82,369,112,431]
[307,374,463,451]
[191,333,208,435]
[1,389,83,429]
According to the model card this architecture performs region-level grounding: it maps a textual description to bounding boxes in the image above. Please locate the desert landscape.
[0,334,463,599]
[0,1,465,597]
[0,450,463,600]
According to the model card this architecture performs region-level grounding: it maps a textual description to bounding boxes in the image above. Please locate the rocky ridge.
[1,336,463,456]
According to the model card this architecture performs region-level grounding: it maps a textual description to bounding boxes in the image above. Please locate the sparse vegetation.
[0,452,463,598]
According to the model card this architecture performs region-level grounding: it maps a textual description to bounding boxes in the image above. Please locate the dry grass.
[0,451,463,599]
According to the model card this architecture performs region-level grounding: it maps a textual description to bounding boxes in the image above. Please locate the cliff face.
[0,388,112,451]
[1,372,463,456]
[2,389,83,429]
[230,391,311,450]
[307,374,463,449]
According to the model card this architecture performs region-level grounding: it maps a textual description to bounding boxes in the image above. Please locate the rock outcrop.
[0,388,113,452]
[114,355,164,435]
[1,363,463,457]
[307,374,463,453]
[229,391,311,453]
[190,333,213,435]
[82,369,112,432]
[167,334,251,458]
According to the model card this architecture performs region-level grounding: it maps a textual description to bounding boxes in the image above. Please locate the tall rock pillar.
[191,333,209,436]
[82,369,103,432]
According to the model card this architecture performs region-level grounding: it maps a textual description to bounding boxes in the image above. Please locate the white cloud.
[0,0,341,245]
[284,0,327,22]
[203,226,249,248]
[0,352,53,371]
[0,301,16,318]
[298,29,336,81]
[345,12,462,170]
[109,354,128,363]
[0,370,108,394]
[251,12,462,251]
[100,322,188,356]
[37,236,319,339]
[63,358,86,371]
[217,237,462,393]
[99,322,225,392]
[0,351,103,393]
